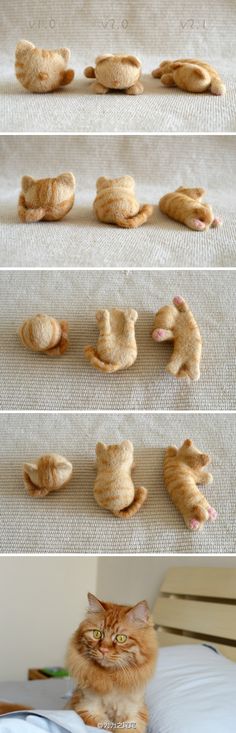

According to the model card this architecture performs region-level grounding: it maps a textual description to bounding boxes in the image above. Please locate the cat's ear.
[167,446,178,457]
[125,55,141,68]
[21,176,34,192]
[87,593,105,613]
[96,442,107,456]
[96,54,113,64]
[57,172,75,188]
[120,175,135,189]
[183,439,192,448]
[23,462,40,487]
[96,176,109,190]
[57,48,70,63]
[126,600,149,625]
[56,459,72,482]
[16,40,34,57]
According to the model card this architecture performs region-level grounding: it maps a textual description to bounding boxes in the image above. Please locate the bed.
[1,567,236,732]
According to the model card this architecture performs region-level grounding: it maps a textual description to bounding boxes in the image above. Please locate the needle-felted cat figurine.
[159,187,222,231]
[94,440,148,518]
[23,453,73,497]
[18,172,76,223]
[84,307,138,373]
[84,54,143,94]
[15,40,75,92]
[66,593,158,731]
[164,439,217,531]
[94,176,153,228]
[19,314,69,356]
[152,296,202,381]
[152,59,226,95]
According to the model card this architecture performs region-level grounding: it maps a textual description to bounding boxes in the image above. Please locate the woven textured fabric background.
[0,270,235,411]
[1,135,235,268]
[1,0,236,132]
[0,412,235,554]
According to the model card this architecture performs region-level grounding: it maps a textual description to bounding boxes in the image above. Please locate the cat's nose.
[100,646,110,654]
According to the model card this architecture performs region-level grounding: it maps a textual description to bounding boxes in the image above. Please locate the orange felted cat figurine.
[66,593,158,731]
[19,314,69,356]
[84,54,143,94]
[94,176,153,228]
[152,59,225,95]
[23,453,73,497]
[85,307,138,373]
[18,172,76,223]
[159,187,222,231]
[164,438,217,531]
[15,40,74,92]
[94,440,148,518]
[152,296,202,381]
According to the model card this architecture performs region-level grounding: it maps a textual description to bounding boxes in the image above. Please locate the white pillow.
[146,644,236,733]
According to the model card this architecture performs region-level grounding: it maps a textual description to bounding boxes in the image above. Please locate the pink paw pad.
[173,296,183,305]
[152,328,165,341]
[208,506,217,521]
[189,518,200,530]
[193,219,205,230]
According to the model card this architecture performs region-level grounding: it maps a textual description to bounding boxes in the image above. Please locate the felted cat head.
[177,439,211,469]
[23,453,73,497]
[96,175,135,193]
[68,592,157,671]
[96,440,133,469]
[18,172,75,222]
[84,54,142,91]
[15,40,75,92]
[19,314,69,356]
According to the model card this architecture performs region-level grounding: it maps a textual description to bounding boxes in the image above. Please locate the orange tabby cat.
[18,172,75,223]
[159,186,222,231]
[84,54,143,94]
[164,439,217,531]
[23,453,73,497]
[19,314,69,356]
[94,176,153,228]
[152,296,202,381]
[94,441,148,518]
[85,307,138,373]
[66,593,158,731]
[15,40,74,93]
[152,59,225,95]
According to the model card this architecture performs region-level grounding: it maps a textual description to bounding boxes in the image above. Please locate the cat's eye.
[93,629,102,640]
[115,634,127,643]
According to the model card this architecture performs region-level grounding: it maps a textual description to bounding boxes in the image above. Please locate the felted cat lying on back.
[18,172,76,222]
[152,59,226,95]
[94,440,148,518]
[15,40,75,92]
[94,176,153,228]
[159,187,222,231]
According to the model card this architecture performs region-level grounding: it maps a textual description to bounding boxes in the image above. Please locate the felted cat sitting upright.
[94,440,148,518]
[94,176,153,228]
[159,187,222,231]
[152,59,225,95]
[18,172,76,222]
[15,40,75,92]
[84,54,143,94]
[84,307,138,373]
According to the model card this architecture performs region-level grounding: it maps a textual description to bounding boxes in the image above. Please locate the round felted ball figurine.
[23,453,73,497]
[19,314,69,356]
[15,40,75,93]
[152,58,225,95]
[84,54,143,94]
[18,172,76,223]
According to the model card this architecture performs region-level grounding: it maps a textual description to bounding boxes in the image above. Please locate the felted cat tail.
[18,194,45,223]
[113,486,148,518]
[115,204,153,228]
[84,346,123,372]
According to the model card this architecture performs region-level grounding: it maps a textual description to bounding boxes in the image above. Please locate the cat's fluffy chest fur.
[79,685,145,724]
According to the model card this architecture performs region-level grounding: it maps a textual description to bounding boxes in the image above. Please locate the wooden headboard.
[152,567,236,661]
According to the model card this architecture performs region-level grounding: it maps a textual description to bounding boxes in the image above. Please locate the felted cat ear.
[126,600,149,625]
[23,463,40,488]
[57,48,70,62]
[56,459,73,482]
[87,593,105,612]
[96,176,109,190]
[21,175,35,192]
[16,40,34,56]
[96,54,113,64]
[57,172,76,187]
[125,56,141,68]
[96,442,107,455]
[183,439,193,448]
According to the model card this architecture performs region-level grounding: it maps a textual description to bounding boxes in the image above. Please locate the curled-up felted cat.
[159,187,222,231]
[15,40,75,92]
[18,172,76,222]
[152,296,202,381]
[19,314,69,356]
[66,592,157,732]
[164,438,217,531]
[94,440,148,518]
[84,54,143,94]
[84,307,138,373]
[94,176,153,228]
[23,453,73,497]
[152,58,226,95]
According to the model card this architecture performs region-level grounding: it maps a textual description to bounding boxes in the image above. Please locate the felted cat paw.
[15,40,75,93]
[164,439,215,530]
[152,59,225,95]
[19,314,69,356]
[94,175,153,228]
[94,441,147,518]
[18,172,75,222]
[23,454,73,497]
[84,307,138,373]
[159,186,219,231]
[152,297,202,381]
[84,54,143,94]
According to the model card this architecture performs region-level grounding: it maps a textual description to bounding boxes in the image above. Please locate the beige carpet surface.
[1,0,235,132]
[0,135,235,268]
[0,413,235,554]
[0,270,235,411]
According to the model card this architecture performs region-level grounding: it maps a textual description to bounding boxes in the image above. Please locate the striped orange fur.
[66,593,157,732]
[164,438,217,531]
[18,172,75,223]
[84,54,143,94]
[94,440,148,518]
[94,176,153,228]
[15,40,74,93]
[159,186,222,231]
[23,453,73,497]
[85,307,138,373]
[152,296,202,381]
[152,58,226,95]
[19,314,69,356]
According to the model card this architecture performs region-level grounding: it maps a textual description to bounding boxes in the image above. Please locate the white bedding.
[0,711,103,733]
